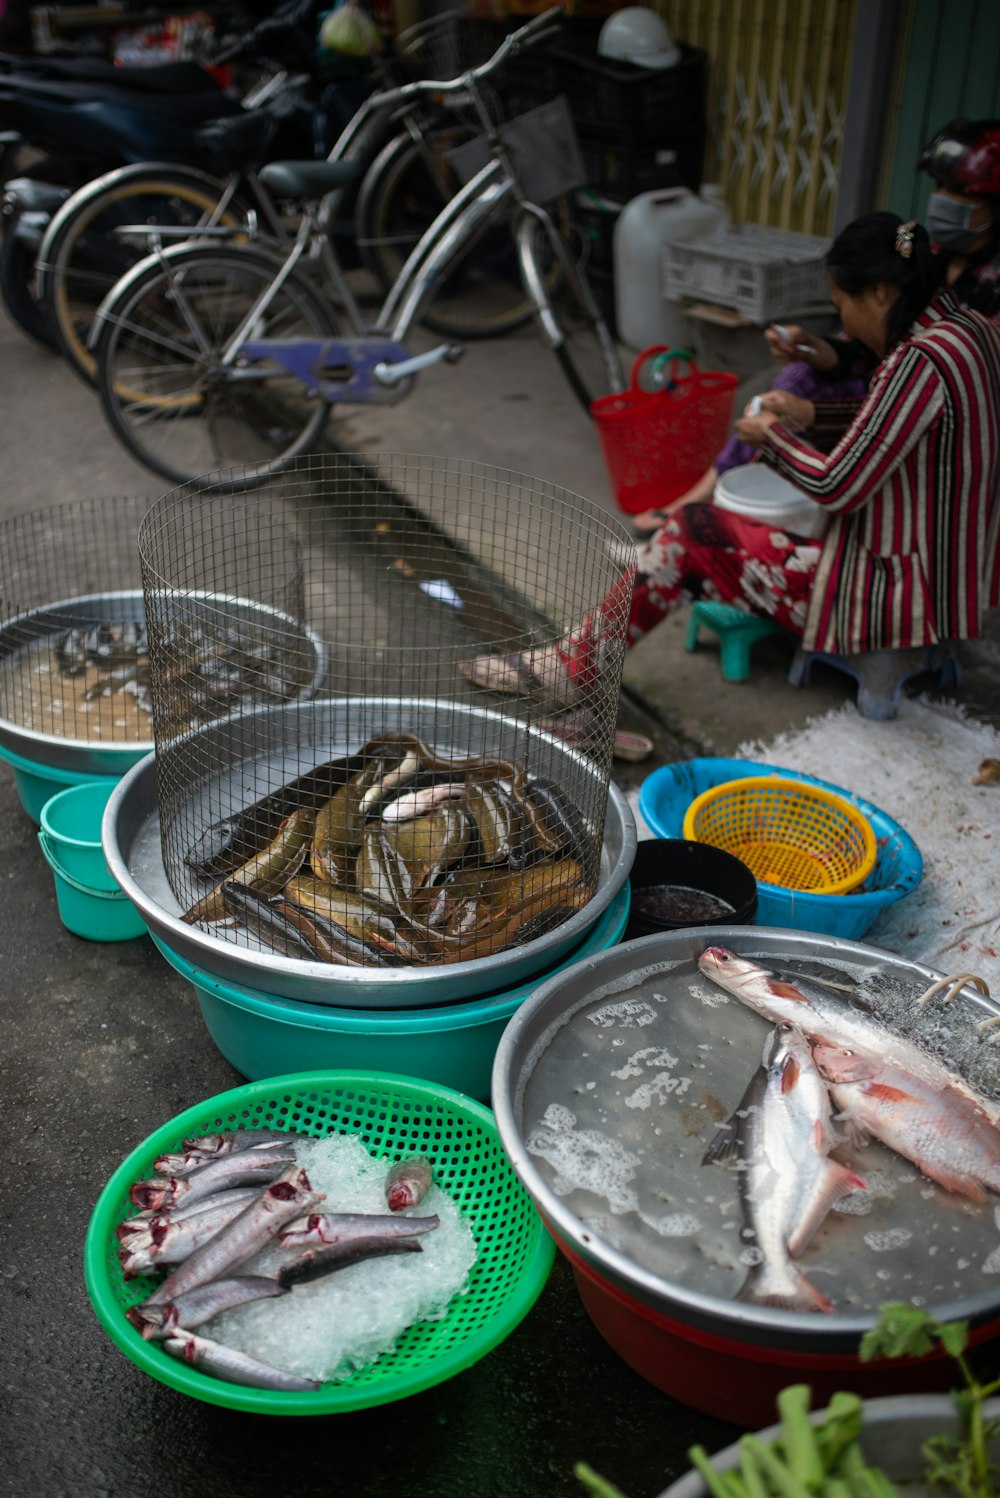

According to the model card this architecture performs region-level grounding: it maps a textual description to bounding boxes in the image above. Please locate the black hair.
[826,211,942,351]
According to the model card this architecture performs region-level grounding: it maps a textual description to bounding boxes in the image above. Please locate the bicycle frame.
[93,9,601,411]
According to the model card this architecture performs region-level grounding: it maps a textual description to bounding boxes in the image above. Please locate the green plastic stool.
[684,601,782,682]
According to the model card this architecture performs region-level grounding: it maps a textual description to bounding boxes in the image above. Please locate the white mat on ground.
[629,698,1000,990]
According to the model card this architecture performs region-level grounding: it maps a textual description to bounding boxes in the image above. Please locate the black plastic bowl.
[624,838,757,939]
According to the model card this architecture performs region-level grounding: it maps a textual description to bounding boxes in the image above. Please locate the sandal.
[458,650,582,709]
[457,653,550,697]
[537,710,654,764]
[630,509,669,540]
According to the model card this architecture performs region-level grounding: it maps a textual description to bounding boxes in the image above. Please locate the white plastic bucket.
[713,462,827,539]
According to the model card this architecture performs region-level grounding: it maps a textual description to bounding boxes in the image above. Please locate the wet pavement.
[2,291,999,1498]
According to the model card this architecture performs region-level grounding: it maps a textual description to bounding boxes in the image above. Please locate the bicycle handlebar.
[366,6,564,114]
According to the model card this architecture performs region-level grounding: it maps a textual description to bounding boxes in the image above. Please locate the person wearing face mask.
[919,117,1000,324]
[628,118,1000,537]
[459,212,1000,707]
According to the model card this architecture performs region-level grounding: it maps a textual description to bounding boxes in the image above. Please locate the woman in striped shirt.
[459,212,1000,704]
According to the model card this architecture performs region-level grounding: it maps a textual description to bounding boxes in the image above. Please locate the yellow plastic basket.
[681,774,878,896]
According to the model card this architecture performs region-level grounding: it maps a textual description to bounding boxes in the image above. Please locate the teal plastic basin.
[0,739,124,825]
[40,780,122,891]
[150,885,630,1100]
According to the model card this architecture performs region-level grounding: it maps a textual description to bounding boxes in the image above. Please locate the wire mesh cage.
[137,453,638,980]
[0,492,328,778]
[0,493,155,771]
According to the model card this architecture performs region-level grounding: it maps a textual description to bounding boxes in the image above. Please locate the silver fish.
[118,1191,270,1276]
[163,1330,320,1392]
[812,1040,1000,1202]
[705,1026,864,1314]
[279,1211,440,1248]
[129,1150,296,1212]
[145,1165,325,1306]
[384,1157,434,1211]
[127,1277,286,1339]
[155,1132,292,1177]
[697,947,1000,1126]
[163,1186,264,1226]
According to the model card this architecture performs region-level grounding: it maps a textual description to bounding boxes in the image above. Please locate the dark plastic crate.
[577,128,701,200]
[548,37,708,145]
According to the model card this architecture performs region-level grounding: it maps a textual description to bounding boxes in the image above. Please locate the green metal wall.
[885,0,1000,220]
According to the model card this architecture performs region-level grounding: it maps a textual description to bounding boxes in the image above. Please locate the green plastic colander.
[84,1070,555,1414]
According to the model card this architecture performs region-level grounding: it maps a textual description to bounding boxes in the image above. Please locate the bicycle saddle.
[257,159,365,198]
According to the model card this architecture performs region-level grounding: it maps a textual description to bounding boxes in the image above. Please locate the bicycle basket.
[591,348,739,515]
[446,95,586,204]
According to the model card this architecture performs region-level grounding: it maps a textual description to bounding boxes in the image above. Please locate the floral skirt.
[560,501,824,689]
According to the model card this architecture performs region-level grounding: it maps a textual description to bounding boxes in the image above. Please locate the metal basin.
[102,698,636,1009]
[0,590,327,776]
[490,927,1000,1422]
[659,1395,1000,1496]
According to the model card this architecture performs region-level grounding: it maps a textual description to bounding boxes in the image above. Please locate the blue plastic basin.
[638,757,921,940]
[150,884,630,1100]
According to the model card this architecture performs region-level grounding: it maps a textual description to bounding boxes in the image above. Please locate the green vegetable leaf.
[858,1302,942,1361]
[938,1318,971,1359]
[573,1461,631,1498]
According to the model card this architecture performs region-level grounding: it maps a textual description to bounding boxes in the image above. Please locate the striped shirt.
[759,291,1000,654]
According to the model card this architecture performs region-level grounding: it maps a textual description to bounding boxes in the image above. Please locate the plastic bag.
[319,0,381,58]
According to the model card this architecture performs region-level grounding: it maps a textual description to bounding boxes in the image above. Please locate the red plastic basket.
[591,348,739,515]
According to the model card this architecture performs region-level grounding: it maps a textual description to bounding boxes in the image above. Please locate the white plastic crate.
[662,222,832,324]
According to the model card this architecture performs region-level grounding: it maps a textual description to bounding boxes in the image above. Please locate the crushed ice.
[207,1133,477,1383]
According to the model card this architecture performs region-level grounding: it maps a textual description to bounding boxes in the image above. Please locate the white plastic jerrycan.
[613,185,729,351]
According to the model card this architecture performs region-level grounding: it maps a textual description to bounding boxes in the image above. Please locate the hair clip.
[895,219,916,259]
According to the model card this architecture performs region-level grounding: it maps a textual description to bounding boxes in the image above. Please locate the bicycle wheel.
[517,209,625,413]
[359,126,561,341]
[95,244,333,487]
[38,167,252,388]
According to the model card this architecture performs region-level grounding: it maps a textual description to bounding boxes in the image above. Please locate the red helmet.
[918,118,1000,197]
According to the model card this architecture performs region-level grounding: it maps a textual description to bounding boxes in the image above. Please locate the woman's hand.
[734,410,780,447]
[764,324,838,372]
[734,390,815,447]
[760,390,815,430]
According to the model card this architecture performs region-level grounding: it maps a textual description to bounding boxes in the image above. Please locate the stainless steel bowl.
[102,698,637,1009]
[491,927,1000,1353]
[0,590,328,775]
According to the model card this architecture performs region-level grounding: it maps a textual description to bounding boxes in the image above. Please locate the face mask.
[926,194,988,253]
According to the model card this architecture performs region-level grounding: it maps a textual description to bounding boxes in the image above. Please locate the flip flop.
[538,710,654,764]
[458,652,582,709]
[632,514,670,542]
[457,653,549,697]
[612,730,654,763]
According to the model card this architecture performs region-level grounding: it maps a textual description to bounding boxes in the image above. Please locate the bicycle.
[34,8,555,387]
[89,8,625,489]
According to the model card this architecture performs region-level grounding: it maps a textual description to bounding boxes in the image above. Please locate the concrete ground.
[2,292,999,1498]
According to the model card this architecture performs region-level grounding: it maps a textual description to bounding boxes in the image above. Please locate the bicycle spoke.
[96,245,332,486]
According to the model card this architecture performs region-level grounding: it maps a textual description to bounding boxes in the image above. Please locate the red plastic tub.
[556,1231,1000,1428]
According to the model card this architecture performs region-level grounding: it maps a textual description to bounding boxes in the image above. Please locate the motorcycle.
[0,0,355,347]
